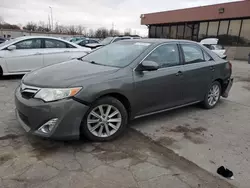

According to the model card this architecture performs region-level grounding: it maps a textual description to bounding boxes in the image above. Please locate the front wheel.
[202,81,221,109]
[80,97,128,141]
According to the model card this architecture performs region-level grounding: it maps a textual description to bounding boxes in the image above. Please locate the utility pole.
[111,22,115,36]
[49,6,53,31]
[48,14,51,31]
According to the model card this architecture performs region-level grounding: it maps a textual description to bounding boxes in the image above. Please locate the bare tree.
[23,22,38,31]
[37,21,49,32]
[68,25,77,35]
[77,25,86,35]
[124,28,132,36]
[95,28,109,38]
[88,29,95,37]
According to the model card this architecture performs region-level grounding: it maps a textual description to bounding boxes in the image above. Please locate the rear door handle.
[64,51,70,52]
[176,71,183,76]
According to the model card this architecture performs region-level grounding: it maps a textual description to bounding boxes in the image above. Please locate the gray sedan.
[15,39,233,141]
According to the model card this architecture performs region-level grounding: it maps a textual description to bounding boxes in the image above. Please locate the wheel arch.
[96,92,132,120]
[213,78,225,94]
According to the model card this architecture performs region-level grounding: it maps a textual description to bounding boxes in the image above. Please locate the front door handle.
[210,66,215,71]
[64,51,70,52]
[176,71,183,76]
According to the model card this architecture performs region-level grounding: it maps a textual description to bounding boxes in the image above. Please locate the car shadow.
[0,75,24,80]
[130,103,204,128]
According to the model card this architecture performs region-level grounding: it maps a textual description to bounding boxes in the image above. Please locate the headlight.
[34,87,82,102]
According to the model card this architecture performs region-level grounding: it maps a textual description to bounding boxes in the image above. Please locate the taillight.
[228,61,232,70]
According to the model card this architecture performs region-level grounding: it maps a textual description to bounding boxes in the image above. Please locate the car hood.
[22,59,119,88]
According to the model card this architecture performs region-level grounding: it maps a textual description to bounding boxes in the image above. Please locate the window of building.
[239,19,250,46]
[218,21,229,35]
[170,25,177,39]
[184,24,192,40]
[149,26,156,38]
[162,26,170,38]
[145,44,180,68]
[181,44,204,64]
[177,25,184,39]
[15,39,42,49]
[217,20,229,45]
[198,22,208,41]
[207,21,219,38]
[228,20,241,45]
[156,26,163,38]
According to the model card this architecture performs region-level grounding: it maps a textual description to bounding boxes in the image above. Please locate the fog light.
[38,118,58,134]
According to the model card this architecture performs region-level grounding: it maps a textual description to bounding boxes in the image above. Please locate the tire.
[80,96,128,141]
[202,81,221,109]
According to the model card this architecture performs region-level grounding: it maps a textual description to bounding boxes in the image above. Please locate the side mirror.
[7,45,16,51]
[139,61,159,71]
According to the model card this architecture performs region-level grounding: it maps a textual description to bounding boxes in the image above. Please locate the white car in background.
[200,38,227,59]
[0,36,91,76]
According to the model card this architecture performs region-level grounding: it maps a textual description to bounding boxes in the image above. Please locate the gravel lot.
[0,60,248,188]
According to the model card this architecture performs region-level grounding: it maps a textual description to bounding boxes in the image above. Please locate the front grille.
[20,84,40,99]
[18,111,30,126]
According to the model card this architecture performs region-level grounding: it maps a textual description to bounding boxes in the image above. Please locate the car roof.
[119,38,200,45]
[14,36,68,40]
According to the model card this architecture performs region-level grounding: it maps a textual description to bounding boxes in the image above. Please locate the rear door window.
[44,39,75,48]
[181,44,205,64]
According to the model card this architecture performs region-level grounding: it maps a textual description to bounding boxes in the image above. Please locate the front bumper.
[15,86,89,140]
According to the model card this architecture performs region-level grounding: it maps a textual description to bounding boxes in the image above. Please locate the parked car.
[0,36,91,76]
[0,37,6,44]
[200,38,227,59]
[15,39,233,141]
[68,37,86,43]
[85,35,141,49]
[75,38,99,47]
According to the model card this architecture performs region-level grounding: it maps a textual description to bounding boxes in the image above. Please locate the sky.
[0,0,241,36]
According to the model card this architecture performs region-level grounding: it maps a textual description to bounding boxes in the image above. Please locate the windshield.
[100,37,114,45]
[75,40,83,44]
[0,38,19,48]
[82,41,151,68]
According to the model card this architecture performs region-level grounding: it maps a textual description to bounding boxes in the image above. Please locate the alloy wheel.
[208,84,220,106]
[87,104,122,138]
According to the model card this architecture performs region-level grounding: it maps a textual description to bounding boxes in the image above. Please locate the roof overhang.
[141,1,250,25]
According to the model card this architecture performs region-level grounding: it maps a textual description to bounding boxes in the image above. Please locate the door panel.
[180,43,214,103]
[133,43,184,116]
[133,66,184,116]
[5,39,43,72]
[182,62,213,102]
[43,39,87,66]
[43,49,71,66]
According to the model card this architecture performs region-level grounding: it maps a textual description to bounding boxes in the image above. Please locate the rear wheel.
[202,81,221,109]
[81,97,128,141]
